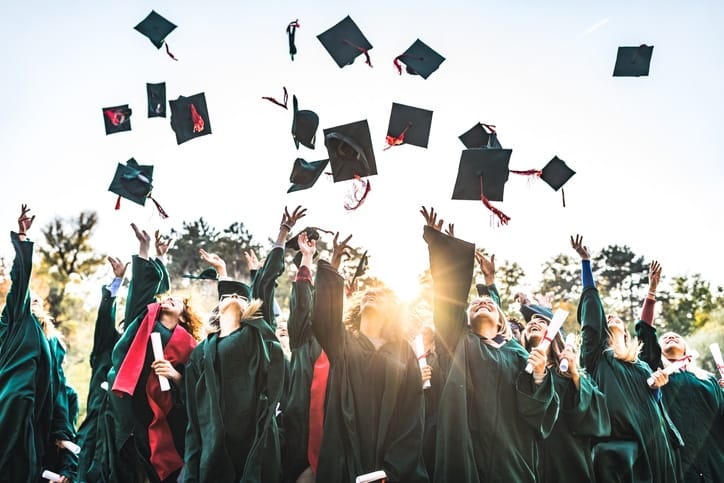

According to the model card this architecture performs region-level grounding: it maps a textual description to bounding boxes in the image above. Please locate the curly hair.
[206,299,264,334]
[606,327,642,363]
[178,297,204,340]
[343,287,406,343]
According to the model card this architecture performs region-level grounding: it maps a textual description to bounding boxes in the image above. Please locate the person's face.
[660,332,686,356]
[276,320,289,341]
[606,314,625,333]
[159,296,185,317]
[218,293,249,315]
[360,289,391,315]
[525,315,549,344]
[467,297,498,324]
[30,293,43,312]
[421,326,435,346]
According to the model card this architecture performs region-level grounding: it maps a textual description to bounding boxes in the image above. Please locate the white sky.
[2,0,723,300]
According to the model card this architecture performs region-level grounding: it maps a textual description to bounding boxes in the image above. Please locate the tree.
[495,260,526,308]
[657,274,721,335]
[593,245,648,321]
[36,211,105,323]
[538,253,579,304]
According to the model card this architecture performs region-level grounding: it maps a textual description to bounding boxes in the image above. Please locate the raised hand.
[648,260,662,292]
[17,204,35,236]
[345,279,358,298]
[475,250,496,285]
[298,231,317,258]
[280,205,307,231]
[107,256,129,279]
[243,250,261,271]
[444,223,455,238]
[514,292,532,305]
[155,230,173,257]
[570,234,590,260]
[331,232,352,271]
[199,248,228,278]
[131,223,151,260]
[420,206,444,232]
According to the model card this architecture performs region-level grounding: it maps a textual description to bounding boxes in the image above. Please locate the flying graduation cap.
[169,92,212,144]
[459,122,502,149]
[452,149,512,225]
[146,82,166,118]
[134,10,179,60]
[102,105,132,135]
[108,158,168,218]
[509,155,576,207]
[287,19,300,60]
[613,45,653,77]
[285,226,333,267]
[292,95,319,149]
[317,16,373,68]
[393,39,445,79]
[288,157,329,193]
[385,103,433,149]
[350,250,368,287]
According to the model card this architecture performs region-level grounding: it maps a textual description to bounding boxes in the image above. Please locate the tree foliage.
[593,244,648,321]
[657,274,722,334]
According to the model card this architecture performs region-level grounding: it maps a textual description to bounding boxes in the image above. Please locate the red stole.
[308,349,330,475]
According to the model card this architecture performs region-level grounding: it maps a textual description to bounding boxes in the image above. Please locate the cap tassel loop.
[342,39,373,67]
[104,109,128,126]
[393,54,424,75]
[287,19,300,60]
[115,195,122,211]
[164,42,178,61]
[344,175,371,211]
[509,168,542,187]
[480,123,497,134]
[479,176,510,226]
[190,104,205,133]
[149,195,169,219]
[261,86,289,109]
[383,122,412,150]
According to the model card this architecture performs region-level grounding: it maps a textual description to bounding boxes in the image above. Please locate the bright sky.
[2,0,723,301]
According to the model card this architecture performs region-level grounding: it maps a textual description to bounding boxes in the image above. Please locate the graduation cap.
[350,250,368,286]
[385,103,433,149]
[613,45,653,77]
[135,10,178,60]
[286,226,331,267]
[146,83,166,118]
[292,95,319,149]
[218,280,251,300]
[393,39,445,79]
[458,123,502,149]
[102,105,132,135]
[288,157,329,193]
[540,156,575,207]
[520,304,554,323]
[287,19,300,60]
[452,149,512,224]
[183,267,218,280]
[317,16,373,68]
[169,92,211,145]
[108,158,168,217]
[262,86,289,109]
[324,120,377,209]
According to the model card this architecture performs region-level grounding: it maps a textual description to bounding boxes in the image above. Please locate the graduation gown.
[424,227,559,483]
[637,322,724,483]
[577,287,679,483]
[106,256,195,482]
[311,260,429,483]
[0,232,56,482]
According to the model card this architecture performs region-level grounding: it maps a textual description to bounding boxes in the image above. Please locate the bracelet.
[280,222,292,231]
[17,232,26,236]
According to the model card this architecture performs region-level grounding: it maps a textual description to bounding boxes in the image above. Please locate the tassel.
[479,176,510,225]
[393,54,424,75]
[509,169,542,176]
[561,189,566,208]
[149,196,169,219]
[480,123,497,134]
[287,19,300,60]
[164,42,178,61]
[261,86,289,109]
[344,176,371,210]
[190,104,205,133]
[384,123,412,150]
[342,39,373,67]
[115,195,121,211]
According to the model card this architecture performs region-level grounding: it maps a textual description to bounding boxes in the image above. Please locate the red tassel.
[164,43,178,61]
[149,196,169,219]
[344,176,371,210]
[104,109,128,126]
[393,55,403,75]
[479,176,510,225]
[480,123,497,134]
[115,195,121,211]
[261,86,289,109]
[190,104,205,133]
[342,39,373,67]
[287,19,300,30]
[509,169,542,176]
[383,123,412,150]
[561,189,566,208]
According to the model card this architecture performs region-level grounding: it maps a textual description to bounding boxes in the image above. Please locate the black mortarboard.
[102,105,132,135]
[394,39,445,79]
[351,250,368,285]
[292,95,319,149]
[520,304,554,323]
[286,226,325,267]
[317,16,373,68]
[183,267,218,280]
[218,280,251,300]
[288,157,329,193]
[323,120,377,182]
[385,103,433,149]
[540,156,575,191]
[108,158,154,206]
[613,45,654,77]
[135,10,177,49]
[146,82,166,118]
[459,123,502,149]
[452,149,512,202]
[169,92,212,145]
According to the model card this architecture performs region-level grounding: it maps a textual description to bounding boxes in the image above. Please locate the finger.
[490,254,495,265]
[341,234,353,246]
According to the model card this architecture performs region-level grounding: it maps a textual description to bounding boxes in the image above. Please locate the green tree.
[495,260,526,308]
[538,253,579,303]
[658,274,721,335]
[593,245,648,321]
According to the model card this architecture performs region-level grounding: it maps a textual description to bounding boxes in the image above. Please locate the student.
[311,230,429,482]
[183,206,303,482]
[107,225,201,483]
[571,235,680,483]
[636,261,724,483]
[421,206,558,483]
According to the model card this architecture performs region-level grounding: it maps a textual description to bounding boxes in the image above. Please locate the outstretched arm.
[288,231,316,349]
[123,224,165,327]
[1,205,36,328]
[636,260,663,371]
[474,250,501,308]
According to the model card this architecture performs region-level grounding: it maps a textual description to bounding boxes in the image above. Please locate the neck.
[159,313,179,331]
[219,310,241,337]
[360,311,385,341]
[472,317,499,340]
[663,350,685,361]
[611,331,627,352]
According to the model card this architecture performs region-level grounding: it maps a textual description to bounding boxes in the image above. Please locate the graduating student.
[0,205,76,482]
[636,261,724,483]
[421,207,559,483]
[519,304,611,482]
[311,230,429,482]
[571,235,681,483]
[106,225,201,483]
[183,206,302,482]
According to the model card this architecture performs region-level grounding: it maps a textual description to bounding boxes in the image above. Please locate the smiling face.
[218,293,249,316]
[659,331,686,358]
[159,296,185,318]
[467,296,499,324]
[606,314,625,333]
[360,288,394,316]
[525,315,550,345]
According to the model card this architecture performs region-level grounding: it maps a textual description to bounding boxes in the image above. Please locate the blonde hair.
[469,296,513,343]
[606,328,641,363]
[206,298,264,334]
[343,287,406,343]
[30,295,65,348]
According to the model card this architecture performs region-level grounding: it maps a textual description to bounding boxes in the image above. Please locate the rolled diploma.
[42,470,63,482]
[414,335,431,389]
[355,470,387,483]
[60,440,80,455]
[150,332,171,391]
[559,332,576,373]
[710,343,724,379]
[525,309,569,374]
[646,356,690,386]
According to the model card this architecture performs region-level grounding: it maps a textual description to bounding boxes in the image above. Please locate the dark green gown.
[183,246,286,482]
[106,255,190,483]
[311,260,429,483]
[637,321,724,483]
[0,232,57,482]
[424,227,559,483]
[577,287,680,483]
